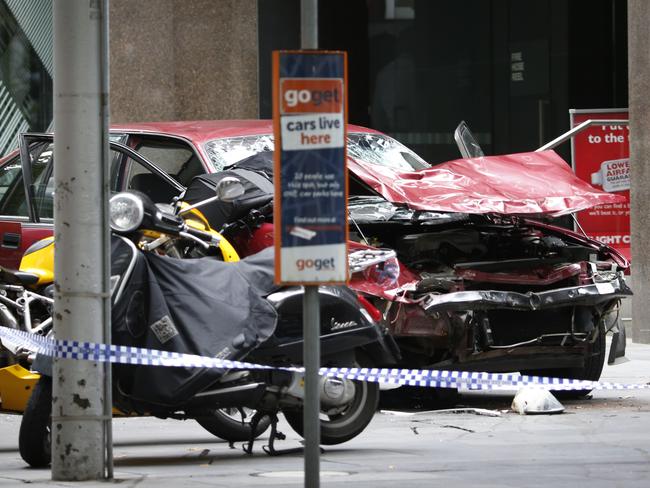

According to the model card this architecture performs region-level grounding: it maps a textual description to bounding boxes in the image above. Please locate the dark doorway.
[258,0,628,164]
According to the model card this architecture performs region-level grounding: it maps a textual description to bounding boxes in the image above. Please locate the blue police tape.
[1,325,648,392]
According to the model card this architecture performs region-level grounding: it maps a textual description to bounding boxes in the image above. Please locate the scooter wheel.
[282,378,380,445]
[196,408,271,442]
[19,376,52,468]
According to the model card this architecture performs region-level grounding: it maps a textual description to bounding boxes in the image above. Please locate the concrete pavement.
[1,339,650,487]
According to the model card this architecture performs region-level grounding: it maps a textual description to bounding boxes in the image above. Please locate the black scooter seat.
[0,267,40,286]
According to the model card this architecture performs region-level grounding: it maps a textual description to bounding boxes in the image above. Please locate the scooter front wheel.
[196,407,271,442]
[19,376,52,468]
[282,377,379,445]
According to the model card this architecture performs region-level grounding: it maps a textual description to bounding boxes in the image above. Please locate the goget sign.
[273,51,348,284]
[570,109,630,260]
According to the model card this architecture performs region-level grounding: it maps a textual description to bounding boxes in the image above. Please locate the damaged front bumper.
[421,275,632,314]
[421,273,631,364]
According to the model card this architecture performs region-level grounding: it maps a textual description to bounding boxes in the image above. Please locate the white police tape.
[1,325,648,392]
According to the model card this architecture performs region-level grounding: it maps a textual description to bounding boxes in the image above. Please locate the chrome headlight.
[109,193,144,233]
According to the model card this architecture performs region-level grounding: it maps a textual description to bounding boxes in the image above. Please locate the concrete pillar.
[52,0,110,479]
[629,0,650,343]
[109,0,258,122]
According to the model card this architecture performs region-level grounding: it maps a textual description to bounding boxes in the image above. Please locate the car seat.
[128,173,179,203]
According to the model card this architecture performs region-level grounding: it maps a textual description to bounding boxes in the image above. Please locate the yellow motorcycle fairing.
[0,365,132,416]
[16,205,239,286]
[19,236,54,286]
[177,203,239,262]
[0,364,39,413]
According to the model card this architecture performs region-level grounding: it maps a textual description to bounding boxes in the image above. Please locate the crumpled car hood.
[349,150,624,216]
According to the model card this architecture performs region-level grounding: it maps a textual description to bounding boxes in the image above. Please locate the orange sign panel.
[280,78,344,114]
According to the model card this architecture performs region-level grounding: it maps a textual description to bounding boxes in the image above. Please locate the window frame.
[6,133,186,224]
[0,153,30,221]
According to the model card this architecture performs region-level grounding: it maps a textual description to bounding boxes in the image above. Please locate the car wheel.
[380,384,459,410]
[196,407,271,442]
[19,376,52,468]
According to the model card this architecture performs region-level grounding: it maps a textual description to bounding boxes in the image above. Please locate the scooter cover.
[111,239,278,408]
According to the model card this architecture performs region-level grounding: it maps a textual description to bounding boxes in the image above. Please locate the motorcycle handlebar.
[257,200,274,216]
[184,226,220,244]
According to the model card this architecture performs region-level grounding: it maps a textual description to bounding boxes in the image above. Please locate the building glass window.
[0,0,53,156]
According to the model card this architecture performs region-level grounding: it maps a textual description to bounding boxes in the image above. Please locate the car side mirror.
[454,121,485,159]
[215,177,245,202]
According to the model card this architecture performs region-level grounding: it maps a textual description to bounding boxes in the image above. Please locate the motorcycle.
[0,202,238,367]
[0,236,55,364]
[15,184,399,467]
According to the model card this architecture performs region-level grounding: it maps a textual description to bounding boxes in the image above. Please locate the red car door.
[0,133,187,270]
[0,139,54,269]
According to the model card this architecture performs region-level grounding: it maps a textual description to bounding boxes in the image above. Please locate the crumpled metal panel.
[421,275,632,313]
[348,242,420,303]
[349,150,624,216]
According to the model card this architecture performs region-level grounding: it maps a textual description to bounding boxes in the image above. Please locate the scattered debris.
[434,408,502,417]
[511,388,564,415]
[440,424,475,433]
[380,408,502,417]
[410,426,419,435]
[380,410,417,417]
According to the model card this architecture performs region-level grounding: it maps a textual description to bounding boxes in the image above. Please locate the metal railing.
[536,119,629,152]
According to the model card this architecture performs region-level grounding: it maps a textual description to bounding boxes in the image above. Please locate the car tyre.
[19,376,52,468]
[380,384,459,410]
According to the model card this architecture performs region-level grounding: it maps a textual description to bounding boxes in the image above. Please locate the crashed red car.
[0,120,631,388]
[241,124,630,392]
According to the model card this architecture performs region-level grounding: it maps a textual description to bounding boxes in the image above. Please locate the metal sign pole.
[51,0,111,480]
[303,285,320,488]
[100,0,114,478]
[301,2,320,487]
[275,9,346,488]
[301,0,318,49]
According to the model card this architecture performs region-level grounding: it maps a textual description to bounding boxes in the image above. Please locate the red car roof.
[110,119,378,144]
[0,120,377,166]
[0,120,621,218]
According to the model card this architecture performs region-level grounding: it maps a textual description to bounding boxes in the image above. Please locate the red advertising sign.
[571,109,630,260]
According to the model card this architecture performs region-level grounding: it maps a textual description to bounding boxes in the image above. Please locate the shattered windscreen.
[203,132,430,172]
[202,132,619,217]
[204,135,275,171]
[347,133,430,171]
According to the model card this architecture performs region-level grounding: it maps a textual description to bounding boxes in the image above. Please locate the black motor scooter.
[18,189,399,467]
